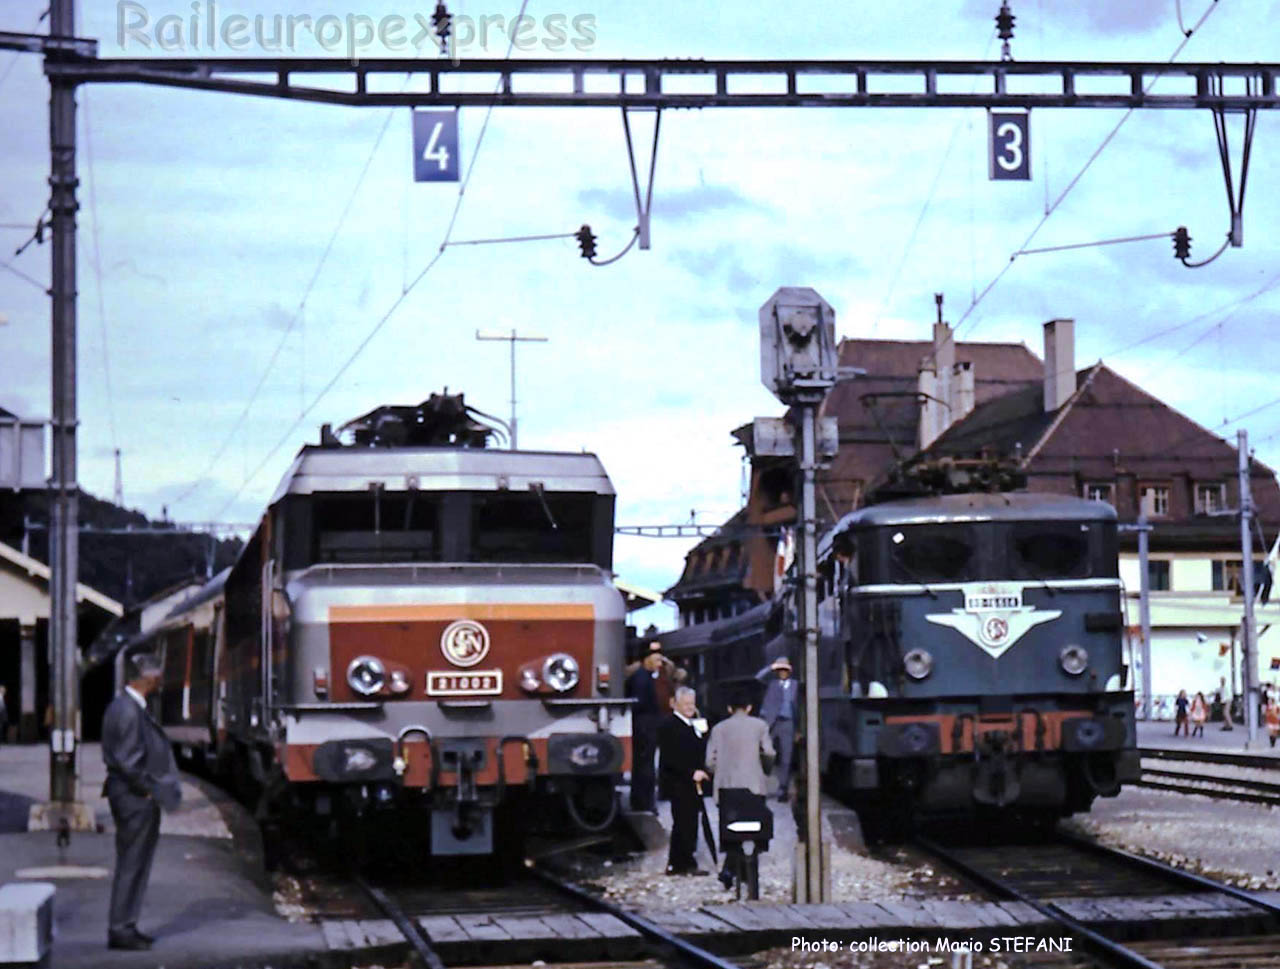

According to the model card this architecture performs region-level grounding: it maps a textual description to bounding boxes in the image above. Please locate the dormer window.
[1083,482,1114,505]
[1139,484,1170,517]
[1195,482,1226,515]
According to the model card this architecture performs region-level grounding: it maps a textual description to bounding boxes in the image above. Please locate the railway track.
[1135,747,1280,806]
[309,859,742,969]
[916,830,1280,969]
[1138,747,1279,770]
[1137,767,1280,806]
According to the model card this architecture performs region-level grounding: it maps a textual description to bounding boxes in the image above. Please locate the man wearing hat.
[756,657,799,802]
[625,641,674,811]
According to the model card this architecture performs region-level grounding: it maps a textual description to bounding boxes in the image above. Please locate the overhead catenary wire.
[926,0,1223,362]
[1015,231,1174,257]
[1103,268,1280,359]
[82,89,119,453]
[0,258,46,291]
[589,228,641,267]
[871,29,997,335]
[170,101,409,510]
[1129,271,1280,388]
[446,231,577,247]
[209,0,533,522]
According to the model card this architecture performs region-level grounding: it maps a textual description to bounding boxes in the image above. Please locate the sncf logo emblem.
[926,582,1061,659]
[441,619,490,668]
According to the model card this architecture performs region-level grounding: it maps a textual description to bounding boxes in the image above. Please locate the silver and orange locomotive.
[142,395,630,854]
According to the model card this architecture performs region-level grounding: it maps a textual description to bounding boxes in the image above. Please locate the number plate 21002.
[426,670,503,696]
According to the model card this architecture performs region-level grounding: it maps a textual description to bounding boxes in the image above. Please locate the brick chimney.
[1042,318,1075,412]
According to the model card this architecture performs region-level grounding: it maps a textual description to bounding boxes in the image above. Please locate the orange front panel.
[885,710,1089,755]
[328,603,595,702]
[279,734,631,785]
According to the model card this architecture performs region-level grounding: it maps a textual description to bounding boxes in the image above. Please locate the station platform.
[0,743,326,969]
[1136,719,1280,757]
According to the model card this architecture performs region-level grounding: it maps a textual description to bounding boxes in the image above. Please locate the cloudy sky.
[3,0,1279,629]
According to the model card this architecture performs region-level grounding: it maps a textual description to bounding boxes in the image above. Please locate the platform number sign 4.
[413,109,460,182]
[989,111,1030,181]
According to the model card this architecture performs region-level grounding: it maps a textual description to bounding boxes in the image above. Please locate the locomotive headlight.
[1059,644,1089,676]
[903,648,934,680]
[347,655,387,696]
[543,653,580,693]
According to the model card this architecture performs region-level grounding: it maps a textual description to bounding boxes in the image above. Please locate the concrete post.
[1238,430,1259,744]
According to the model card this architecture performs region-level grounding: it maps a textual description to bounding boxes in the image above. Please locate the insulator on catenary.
[1173,226,1191,261]
[432,1,451,42]
[995,2,1016,60]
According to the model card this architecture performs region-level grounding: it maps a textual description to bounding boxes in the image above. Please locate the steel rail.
[1139,747,1279,770]
[1138,769,1280,806]
[529,863,740,969]
[1141,768,1280,795]
[1054,831,1280,920]
[914,835,1165,969]
[351,873,448,969]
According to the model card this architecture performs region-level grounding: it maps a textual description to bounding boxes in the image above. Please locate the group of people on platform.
[1173,685,1280,746]
[626,643,800,886]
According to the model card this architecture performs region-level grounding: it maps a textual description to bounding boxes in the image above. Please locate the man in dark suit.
[101,653,181,951]
[657,686,709,875]
[625,649,663,812]
[756,657,800,801]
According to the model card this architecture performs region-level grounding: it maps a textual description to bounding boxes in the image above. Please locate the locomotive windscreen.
[887,523,978,583]
[858,517,1117,584]
[469,491,604,565]
[277,489,614,569]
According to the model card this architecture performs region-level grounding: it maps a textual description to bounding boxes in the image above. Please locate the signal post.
[757,287,838,903]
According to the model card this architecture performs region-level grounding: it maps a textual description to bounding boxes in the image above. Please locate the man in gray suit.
[101,653,181,951]
[704,689,774,889]
[755,656,799,802]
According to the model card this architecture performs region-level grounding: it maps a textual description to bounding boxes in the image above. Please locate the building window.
[1195,483,1226,515]
[1147,560,1171,591]
[1139,484,1170,517]
[1212,559,1264,594]
[1083,482,1115,505]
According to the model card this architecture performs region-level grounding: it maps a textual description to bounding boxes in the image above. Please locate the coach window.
[887,524,976,583]
[1012,522,1091,579]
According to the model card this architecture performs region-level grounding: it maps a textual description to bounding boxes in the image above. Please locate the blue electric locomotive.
[812,491,1139,839]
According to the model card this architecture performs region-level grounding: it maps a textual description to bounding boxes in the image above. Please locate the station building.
[0,539,121,741]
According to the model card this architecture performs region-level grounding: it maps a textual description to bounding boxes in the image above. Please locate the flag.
[1270,657,1280,671]
[1260,531,1280,606]
[1220,642,1231,657]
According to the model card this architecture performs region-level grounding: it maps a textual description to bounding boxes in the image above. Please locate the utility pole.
[1136,508,1153,720]
[45,0,90,827]
[475,329,547,450]
[1238,429,1259,744]
[113,448,123,506]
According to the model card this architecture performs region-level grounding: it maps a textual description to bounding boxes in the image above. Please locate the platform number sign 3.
[989,111,1030,181]
[413,109,460,182]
